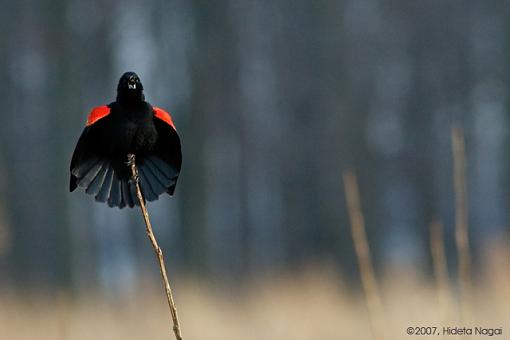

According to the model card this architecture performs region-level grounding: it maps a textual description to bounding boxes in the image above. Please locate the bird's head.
[117,72,144,102]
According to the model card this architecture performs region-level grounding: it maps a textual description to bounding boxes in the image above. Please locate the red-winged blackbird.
[70,72,182,208]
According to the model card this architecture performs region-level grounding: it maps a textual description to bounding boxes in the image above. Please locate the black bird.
[70,72,182,208]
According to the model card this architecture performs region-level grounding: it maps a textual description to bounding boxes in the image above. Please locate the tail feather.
[129,180,140,206]
[122,180,134,208]
[72,157,100,178]
[71,155,178,208]
[141,162,167,194]
[147,156,178,181]
[96,166,114,202]
[143,158,173,187]
[138,166,158,201]
[85,161,108,195]
[108,173,123,208]
[77,160,104,188]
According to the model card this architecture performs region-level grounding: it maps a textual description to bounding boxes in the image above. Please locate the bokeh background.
[1,1,510,339]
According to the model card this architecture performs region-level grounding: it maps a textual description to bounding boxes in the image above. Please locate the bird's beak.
[128,77,137,89]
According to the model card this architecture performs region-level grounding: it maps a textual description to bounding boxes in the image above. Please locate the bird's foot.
[126,153,136,166]
[126,154,140,183]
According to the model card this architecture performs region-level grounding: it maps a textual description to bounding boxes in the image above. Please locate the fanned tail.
[71,155,178,208]
[72,158,137,208]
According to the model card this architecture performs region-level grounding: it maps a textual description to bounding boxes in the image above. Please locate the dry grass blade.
[342,169,385,340]
[451,125,472,322]
[128,154,183,340]
[429,219,452,324]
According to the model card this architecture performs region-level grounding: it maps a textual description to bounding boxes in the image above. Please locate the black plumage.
[70,72,182,208]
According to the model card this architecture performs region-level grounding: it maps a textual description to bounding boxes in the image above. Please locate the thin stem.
[343,169,384,340]
[451,125,472,322]
[128,154,183,340]
[429,219,452,324]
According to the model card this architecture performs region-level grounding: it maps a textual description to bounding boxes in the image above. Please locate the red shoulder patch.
[153,107,176,130]
[86,106,111,126]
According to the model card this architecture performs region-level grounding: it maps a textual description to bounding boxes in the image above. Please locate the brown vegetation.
[1,249,509,340]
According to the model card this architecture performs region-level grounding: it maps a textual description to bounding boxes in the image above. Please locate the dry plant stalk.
[451,125,472,322]
[128,154,183,340]
[343,169,385,340]
[429,219,452,323]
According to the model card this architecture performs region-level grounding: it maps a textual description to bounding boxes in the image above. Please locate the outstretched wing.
[149,107,182,195]
[69,106,112,192]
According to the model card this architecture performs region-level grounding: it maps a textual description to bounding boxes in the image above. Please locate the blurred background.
[1,1,510,339]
